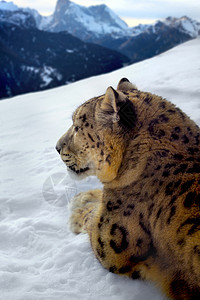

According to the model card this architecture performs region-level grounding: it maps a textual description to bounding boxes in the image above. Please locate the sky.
[8,0,200,26]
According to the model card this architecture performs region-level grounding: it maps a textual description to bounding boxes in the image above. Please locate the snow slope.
[0,38,200,300]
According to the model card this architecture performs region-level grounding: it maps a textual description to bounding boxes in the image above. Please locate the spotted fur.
[56,78,200,299]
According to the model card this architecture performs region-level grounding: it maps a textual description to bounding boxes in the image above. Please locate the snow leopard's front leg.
[69,189,102,234]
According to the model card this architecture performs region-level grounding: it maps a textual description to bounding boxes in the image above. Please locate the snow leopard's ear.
[117,78,137,92]
[101,86,121,117]
[97,86,137,129]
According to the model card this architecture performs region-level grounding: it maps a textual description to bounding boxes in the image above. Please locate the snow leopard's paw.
[69,189,102,234]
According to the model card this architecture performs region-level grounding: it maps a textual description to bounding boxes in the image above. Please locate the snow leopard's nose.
[56,126,73,155]
[56,133,68,154]
[55,141,61,154]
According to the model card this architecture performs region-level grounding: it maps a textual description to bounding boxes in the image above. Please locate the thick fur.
[56,78,200,299]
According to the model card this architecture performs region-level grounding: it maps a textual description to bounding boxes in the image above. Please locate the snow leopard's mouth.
[68,165,90,174]
[61,155,90,174]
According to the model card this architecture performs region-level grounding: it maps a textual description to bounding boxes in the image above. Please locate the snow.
[0,38,200,300]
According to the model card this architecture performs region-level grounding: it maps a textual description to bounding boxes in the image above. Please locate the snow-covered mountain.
[0,37,200,300]
[0,22,127,99]
[0,0,42,28]
[0,9,35,28]
[41,0,129,39]
[41,0,200,46]
[116,17,199,62]
[1,0,200,100]
[137,16,200,39]
[0,0,128,100]
[87,16,200,62]
[39,1,200,62]
[2,0,199,41]
[0,0,129,37]
[164,16,200,38]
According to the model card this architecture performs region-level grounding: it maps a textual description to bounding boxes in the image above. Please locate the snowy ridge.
[164,16,200,38]
[130,16,200,38]
[0,38,200,299]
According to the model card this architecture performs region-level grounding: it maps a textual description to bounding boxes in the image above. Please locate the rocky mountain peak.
[44,0,129,39]
[54,0,71,14]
